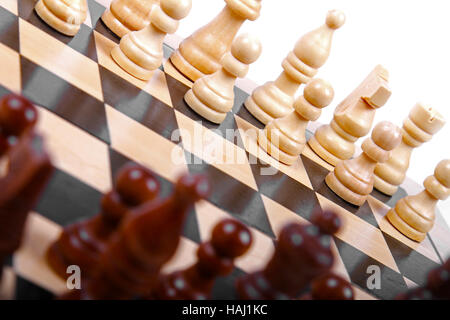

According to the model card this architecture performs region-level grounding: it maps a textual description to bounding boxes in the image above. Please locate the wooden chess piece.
[309,65,391,166]
[184,33,262,124]
[374,103,445,196]
[244,10,345,125]
[309,273,354,300]
[46,163,160,279]
[111,0,192,80]
[0,133,53,279]
[101,0,160,38]
[35,0,88,36]
[64,173,210,300]
[387,159,450,242]
[326,121,402,206]
[155,218,252,299]
[0,94,38,157]
[170,0,262,81]
[258,78,334,165]
[236,210,341,300]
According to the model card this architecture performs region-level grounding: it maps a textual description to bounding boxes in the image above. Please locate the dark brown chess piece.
[62,173,210,300]
[0,132,53,279]
[0,94,38,156]
[47,162,161,279]
[302,272,354,300]
[396,258,450,300]
[236,210,341,300]
[154,218,252,300]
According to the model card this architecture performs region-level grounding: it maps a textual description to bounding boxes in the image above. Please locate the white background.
[175,0,450,226]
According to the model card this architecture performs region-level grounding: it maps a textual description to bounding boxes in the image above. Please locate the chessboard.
[1,0,449,301]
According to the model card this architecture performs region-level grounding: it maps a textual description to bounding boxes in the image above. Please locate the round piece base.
[101,9,131,38]
[35,0,81,36]
[386,208,426,242]
[257,129,298,165]
[184,89,227,124]
[170,50,206,82]
[373,174,398,196]
[307,136,343,167]
[111,46,153,80]
[325,171,367,206]
[244,96,276,125]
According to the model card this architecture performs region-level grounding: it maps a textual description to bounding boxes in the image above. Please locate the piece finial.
[231,33,262,64]
[372,121,402,151]
[304,79,335,109]
[211,219,253,258]
[326,10,346,30]
[434,159,450,188]
[161,0,192,20]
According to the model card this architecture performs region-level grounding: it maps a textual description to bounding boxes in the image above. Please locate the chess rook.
[101,0,160,38]
[35,0,87,36]
[309,65,391,166]
[184,33,262,124]
[66,174,210,300]
[111,0,192,80]
[46,163,160,279]
[236,210,341,300]
[258,78,334,165]
[374,103,445,195]
[155,218,252,299]
[326,121,402,206]
[244,10,345,125]
[170,0,262,81]
[387,159,450,242]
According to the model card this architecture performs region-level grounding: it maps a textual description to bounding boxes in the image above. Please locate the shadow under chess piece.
[101,0,160,38]
[184,33,262,124]
[309,65,391,166]
[111,0,192,80]
[35,0,87,36]
[244,10,345,125]
[170,0,262,82]
[258,78,334,165]
[0,94,38,157]
[46,162,160,279]
[326,121,402,206]
[374,103,445,196]
[154,218,252,300]
[236,210,341,300]
[63,173,210,300]
[387,159,450,242]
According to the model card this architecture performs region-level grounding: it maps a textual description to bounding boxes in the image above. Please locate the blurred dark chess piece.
[0,132,53,280]
[0,94,38,157]
[235,210,341,300]
[154,218,252,300]
[301,272,354,300]
[47,162,160,279]
[396,258,450,300]
[61,173,210,300]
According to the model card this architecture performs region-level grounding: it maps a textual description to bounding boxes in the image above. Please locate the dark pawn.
[0,94,38,156]
[63,173,210,300]
[0,133,53,279]
[155,218,252,300]
[306,273,354,300]
[236,210,341,300]
[47,162,160,279]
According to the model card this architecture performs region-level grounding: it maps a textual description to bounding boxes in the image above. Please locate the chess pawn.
[0,94,38,157]
[244,10,345,125]
[236,210,341,300]
[302,273,354,300]
[184,33,262,124]
[170,0,262,81]
[111,0,192,80]
[101,0,160,38]
[258,78,334,165]
[326,121,402,206]
[69,174,210,300]
[0,133,53,277]
[374,103,445,196]
[309,65,391,166]
[46,163,160,279]
[387,159,450,242]
[35,0,87,36]
[155,218,252,300]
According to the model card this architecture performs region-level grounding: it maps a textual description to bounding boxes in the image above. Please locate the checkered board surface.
[1,0,449,301]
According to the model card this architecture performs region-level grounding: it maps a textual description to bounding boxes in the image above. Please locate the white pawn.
[111,0,192,80]
[35,0,87,36]
[184,33,262,124]
[258,79,334,165]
